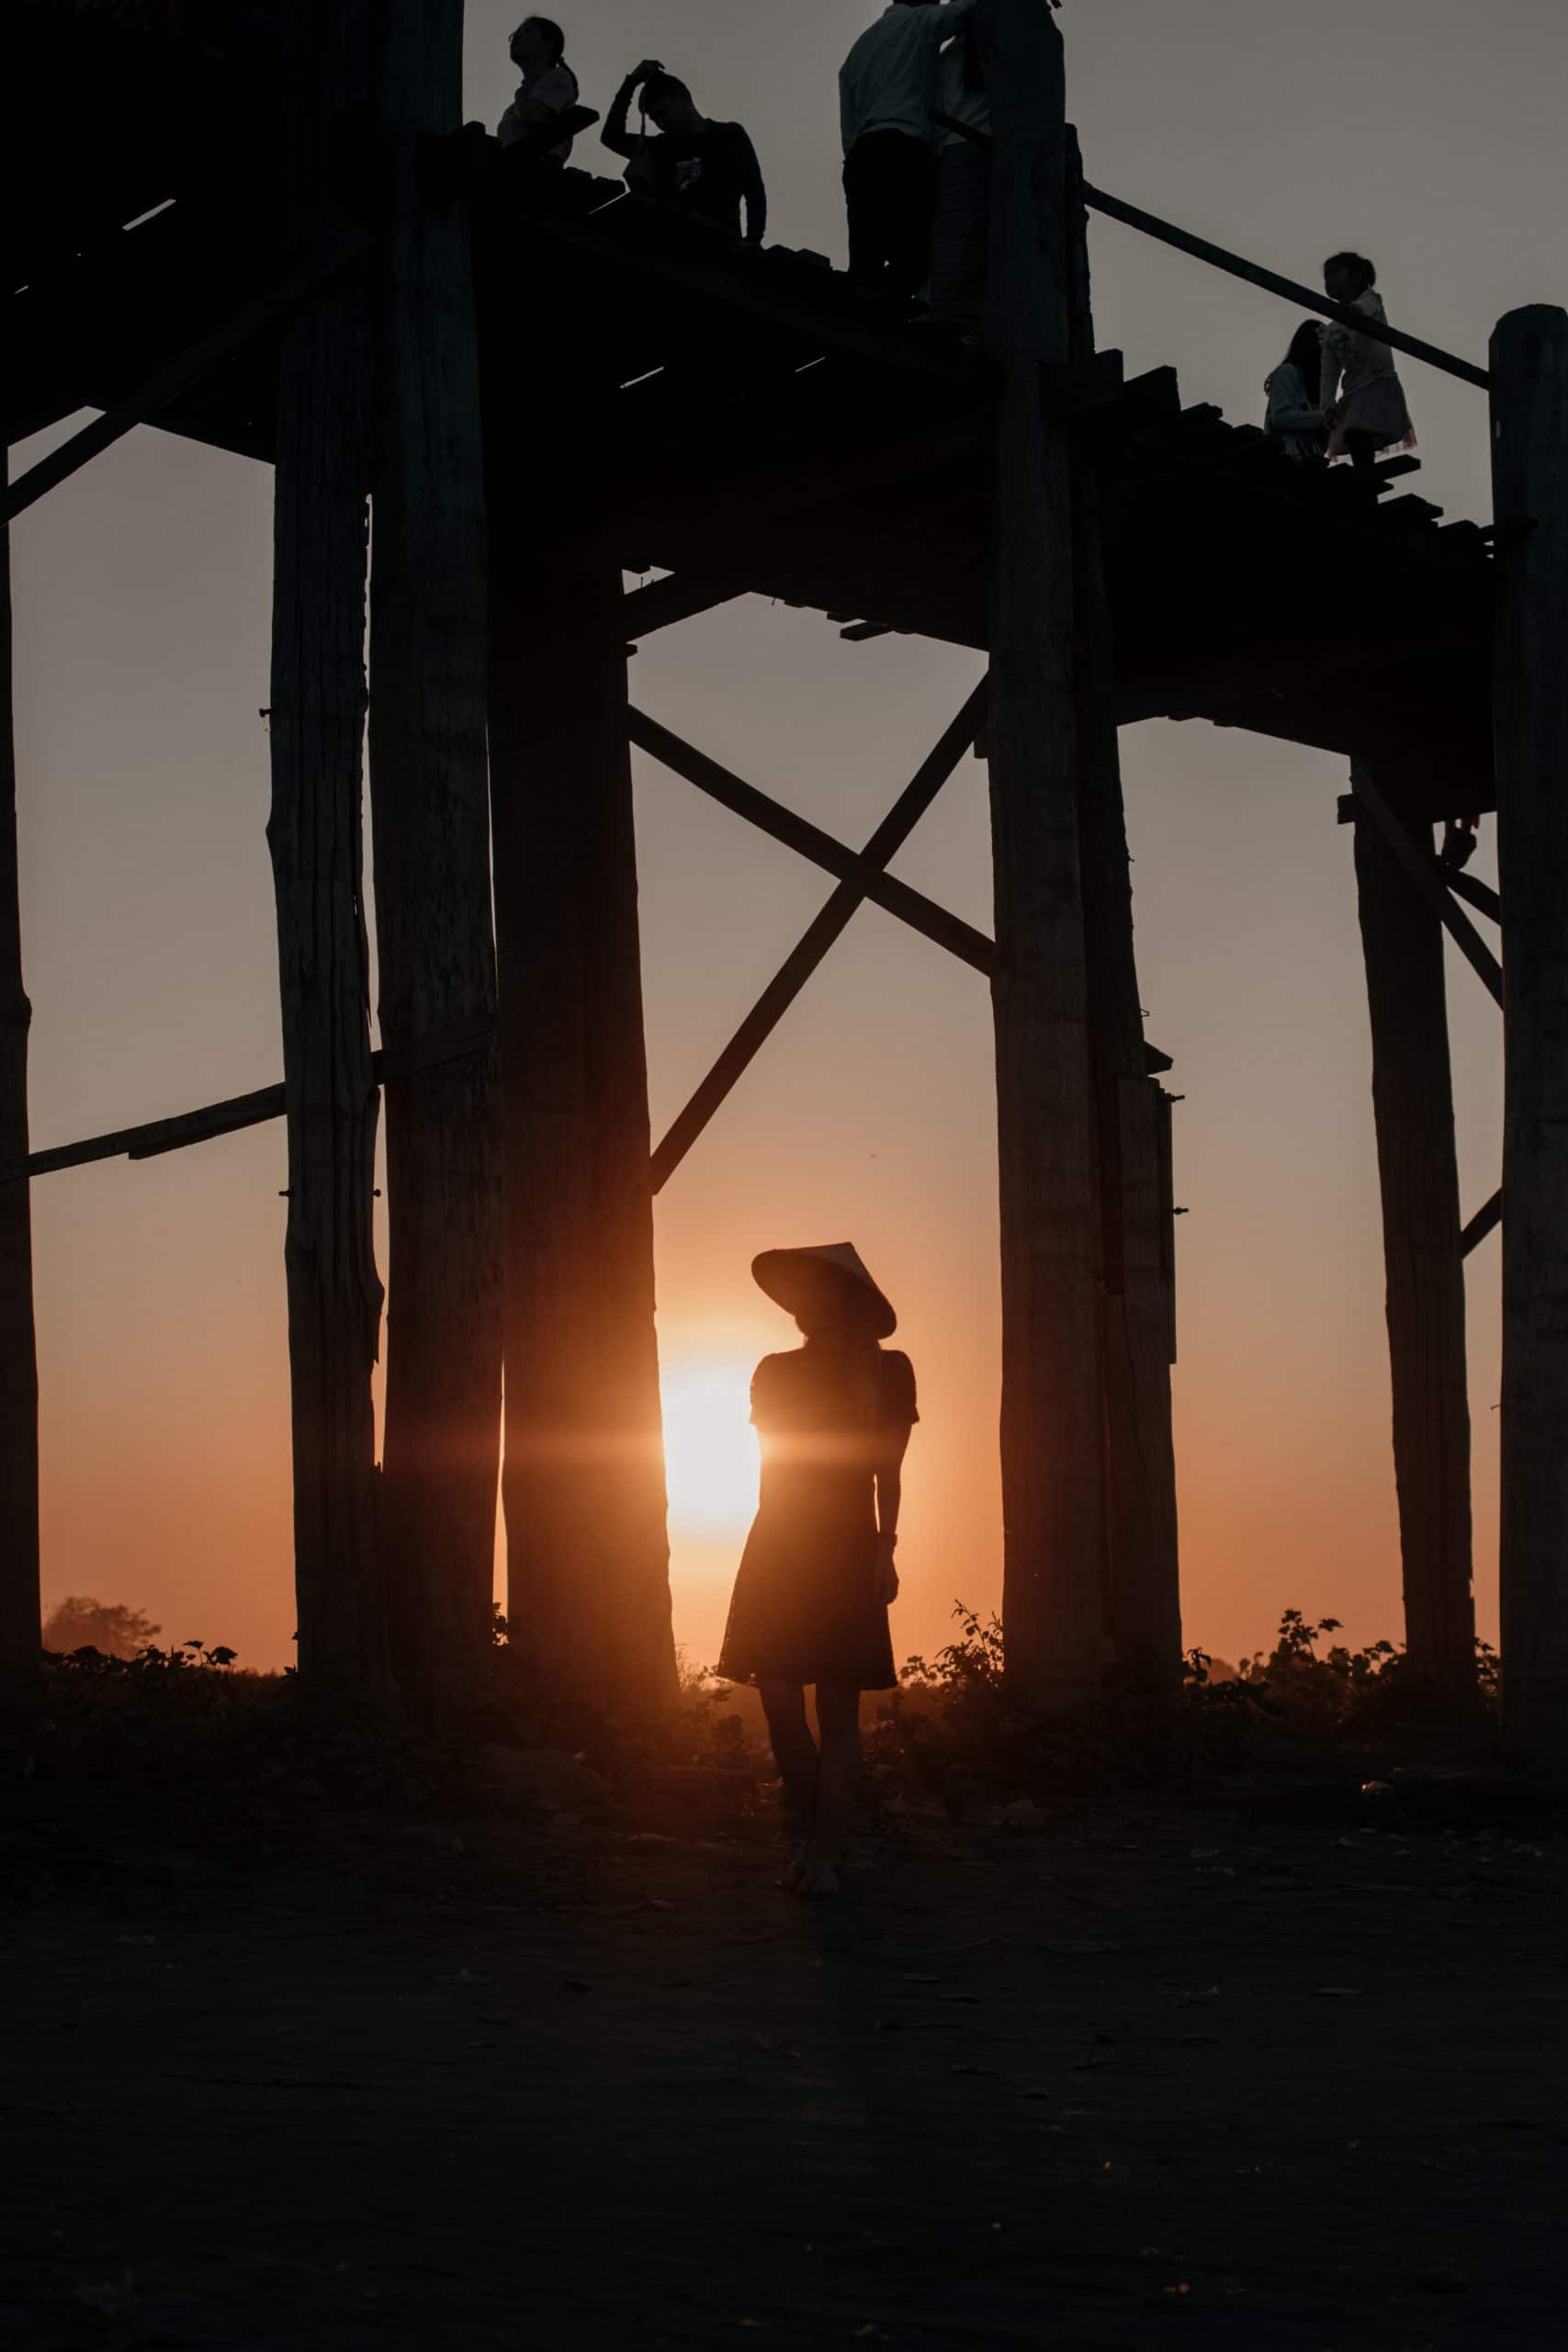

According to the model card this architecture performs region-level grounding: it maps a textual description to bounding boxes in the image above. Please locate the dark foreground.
[2,1777,1564,2349]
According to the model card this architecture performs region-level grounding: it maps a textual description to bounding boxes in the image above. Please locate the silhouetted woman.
[1264,319,1327,461]
[1319,252,1415,474]
[717,1244,917,1897]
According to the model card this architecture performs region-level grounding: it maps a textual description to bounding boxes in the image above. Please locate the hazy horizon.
[15,0,1556,1674]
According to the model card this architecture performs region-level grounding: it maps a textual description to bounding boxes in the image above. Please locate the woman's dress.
[716,1343,918,1691]
[1320,289,1416,458]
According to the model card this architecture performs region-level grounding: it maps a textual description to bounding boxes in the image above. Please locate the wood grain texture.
[1490,306,1568,1757]
[976,1,1107,1702]
[1352,775,1477,1713]
[265,0,386,1694]
[488,372,675,1714]
[368,0,502,1729]
[0,455,39,1677]
[1066,130,1182,1701]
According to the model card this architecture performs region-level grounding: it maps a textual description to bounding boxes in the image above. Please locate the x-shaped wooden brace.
[635,680,991,1193]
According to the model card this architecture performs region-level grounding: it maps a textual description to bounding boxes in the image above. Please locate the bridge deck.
[6,140,1494,819]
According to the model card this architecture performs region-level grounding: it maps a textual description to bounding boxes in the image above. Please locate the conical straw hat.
[750,1242,897,1339]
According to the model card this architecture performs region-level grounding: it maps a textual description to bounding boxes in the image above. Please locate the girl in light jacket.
[1264,320,1328,461]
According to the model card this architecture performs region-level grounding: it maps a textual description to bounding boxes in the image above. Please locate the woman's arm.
[735,126,767,246]
[872,1425,913,1603]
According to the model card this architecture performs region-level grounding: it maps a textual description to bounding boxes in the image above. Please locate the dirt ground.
[2,1770,1565,2351]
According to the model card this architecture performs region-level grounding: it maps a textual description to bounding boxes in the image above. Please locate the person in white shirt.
[838,0,975,303]
[496,16,580,166]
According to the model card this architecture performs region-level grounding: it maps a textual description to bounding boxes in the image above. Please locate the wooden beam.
[1353,764,1477,1713]
[4,234,371,528]
[1491,303,1568,1758]
[265,0,386,1698]
[10,1019,494,1186]
[367,0,503,1731]
[0,448,40,1679]
[621,572,744,639]
[975,0,1107,1706]
[626,707,994,975]
[1065,128,1181,1702]
[1442,865,1501,924]
[1349,771,1504,1006]
[649,683,987,1195]
[1082,182,1489,392]
[1461,1188,1502,1257]
[538,206,980,386]
[489,396,676,1713]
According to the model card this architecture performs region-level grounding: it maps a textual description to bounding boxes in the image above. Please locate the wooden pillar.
[266,0,387,1692]
[0,454,40,1679]
[1350,770,1476,1713]
[975,1,1106,1702]
[486,390,675,1716]
[367,0,503,1728]
[1063,132,1182,1699]
[1490,306,1568,1758]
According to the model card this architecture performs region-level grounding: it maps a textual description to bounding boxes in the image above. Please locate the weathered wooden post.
[1349,768,1475,1713]
[1064,130,1182,1700]
[486,387,677,1710]
[0,455,40,1679]
[1490,305,1568,1758]
[266,0,387,1691]
[367,0,502,1727]
[974,1,1108,1702]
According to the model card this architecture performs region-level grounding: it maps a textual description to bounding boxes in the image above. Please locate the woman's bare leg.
[758,1679,818,1829]
[795,1682,862,1896]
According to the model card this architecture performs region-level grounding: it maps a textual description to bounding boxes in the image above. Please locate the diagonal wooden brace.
[627,707,995,976]
[5,232,373,527]
[649,679,989,1193]
[1349,770,1504,1007]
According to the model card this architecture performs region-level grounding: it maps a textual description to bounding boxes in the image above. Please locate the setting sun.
[660,1357,759,1536]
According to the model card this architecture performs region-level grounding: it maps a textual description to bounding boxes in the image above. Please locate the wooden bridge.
[5,2,1564,1751]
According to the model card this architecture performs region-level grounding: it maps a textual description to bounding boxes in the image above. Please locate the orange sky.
[17,0,1550,1675]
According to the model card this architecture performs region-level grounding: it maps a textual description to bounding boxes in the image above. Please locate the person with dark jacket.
[602,61,766,246]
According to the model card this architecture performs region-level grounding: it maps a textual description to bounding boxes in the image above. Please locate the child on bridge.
[1320,253,1416,474]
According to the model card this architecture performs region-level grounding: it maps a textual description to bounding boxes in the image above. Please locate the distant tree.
[41,1596,162,1659]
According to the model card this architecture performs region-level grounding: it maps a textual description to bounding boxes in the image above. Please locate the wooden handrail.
[1082,183,1489,392]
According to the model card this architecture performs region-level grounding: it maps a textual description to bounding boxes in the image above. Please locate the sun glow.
[660,1357,759,1535]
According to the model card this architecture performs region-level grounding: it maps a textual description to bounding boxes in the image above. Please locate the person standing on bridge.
[1320,253,1416,474]
[840,0,983,304]
[717,1245,917,1899]
[496,17,581,164]
[602,62,767,246]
